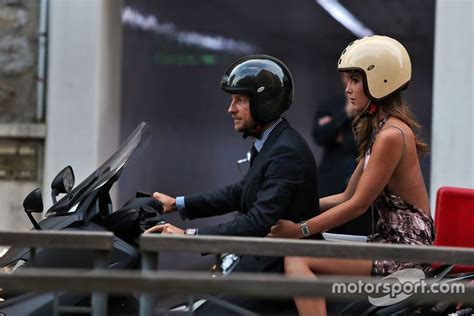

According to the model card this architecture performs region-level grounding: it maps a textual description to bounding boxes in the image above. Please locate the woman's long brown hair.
[352,93,429,161]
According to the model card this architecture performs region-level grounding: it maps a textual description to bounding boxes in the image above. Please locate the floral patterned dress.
[364,118,435,275]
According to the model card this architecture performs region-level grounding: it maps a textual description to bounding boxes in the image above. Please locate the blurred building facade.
[0,0,472,232]
[0,0,45,230]
[0,0,122,230]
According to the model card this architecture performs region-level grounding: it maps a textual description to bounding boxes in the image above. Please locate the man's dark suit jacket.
[180,118,320,274]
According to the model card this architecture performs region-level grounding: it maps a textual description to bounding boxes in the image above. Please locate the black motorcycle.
[0,122,164,315]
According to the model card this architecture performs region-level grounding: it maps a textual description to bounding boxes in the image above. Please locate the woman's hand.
[145,223,184,235]
[268,220,302,239]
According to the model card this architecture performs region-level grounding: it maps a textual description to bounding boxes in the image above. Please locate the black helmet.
[221,54,294,124]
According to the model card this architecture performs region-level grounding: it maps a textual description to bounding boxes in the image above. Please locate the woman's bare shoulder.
[374,127,405,152]
[382,117,415,139]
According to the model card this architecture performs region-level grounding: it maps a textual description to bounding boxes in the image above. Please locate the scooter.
[2,121,471,316]
[0,122,165,315]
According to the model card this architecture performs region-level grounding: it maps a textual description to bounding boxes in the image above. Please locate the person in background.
[312,74,375,235]
[313,73,357,197]
[269,35,434,316]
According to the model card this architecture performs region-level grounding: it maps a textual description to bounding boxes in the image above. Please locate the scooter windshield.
[45,122,151,216]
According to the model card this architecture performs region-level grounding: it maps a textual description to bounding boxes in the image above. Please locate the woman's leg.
[284,256,372,316]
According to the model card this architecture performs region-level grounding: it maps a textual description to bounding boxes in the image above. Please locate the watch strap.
[299,221,311,238]
[185,228,198,235]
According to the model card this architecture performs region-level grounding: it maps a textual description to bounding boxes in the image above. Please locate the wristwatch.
[185,228,198,235]
[299,221,311,238]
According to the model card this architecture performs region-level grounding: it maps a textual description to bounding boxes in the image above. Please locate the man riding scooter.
[146,54,321,314]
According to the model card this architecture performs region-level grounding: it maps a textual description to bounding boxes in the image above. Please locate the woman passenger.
[268,35,434,316]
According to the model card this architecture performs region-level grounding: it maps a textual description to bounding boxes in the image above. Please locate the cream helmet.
[337,35,412,101]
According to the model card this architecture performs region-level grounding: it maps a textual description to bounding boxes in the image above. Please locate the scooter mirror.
[51,166,75,203]
[23,188,43,213]
[23,188,43,230]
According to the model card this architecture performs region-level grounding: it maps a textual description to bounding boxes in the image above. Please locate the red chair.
[433,186,474,273]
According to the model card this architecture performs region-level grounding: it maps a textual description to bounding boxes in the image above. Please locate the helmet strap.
[242,125,265,139]
[359,100,378,118]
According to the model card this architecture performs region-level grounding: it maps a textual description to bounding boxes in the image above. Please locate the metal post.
[186,295,194,315]
[52,291,60,316]
[29,247,36,265]
[92,249,109,316]
[139,251,158,316]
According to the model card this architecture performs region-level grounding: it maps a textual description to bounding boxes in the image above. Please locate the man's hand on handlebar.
[145,223,184,235]
[147,192,185,234]
[152,192,176,213]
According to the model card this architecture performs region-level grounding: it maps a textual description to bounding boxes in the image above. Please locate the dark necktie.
[250,145,259,167]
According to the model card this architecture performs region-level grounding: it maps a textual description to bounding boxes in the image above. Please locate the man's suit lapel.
[240,118,290,211]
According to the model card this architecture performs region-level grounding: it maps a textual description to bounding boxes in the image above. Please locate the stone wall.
[0,0,42,231]
[0,0,39,122]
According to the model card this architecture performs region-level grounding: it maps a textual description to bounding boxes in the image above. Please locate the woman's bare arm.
[303,129,404,235]
[269,129,405,239]
[319,159,364,212]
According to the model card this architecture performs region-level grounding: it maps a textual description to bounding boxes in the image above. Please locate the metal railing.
[140,234,474,265]
[138,234,474,315]
[1,232,474,315]
[0,268,473,302]
[0,230,114,316]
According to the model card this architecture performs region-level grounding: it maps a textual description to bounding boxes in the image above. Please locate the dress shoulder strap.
[383,125,406,161]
